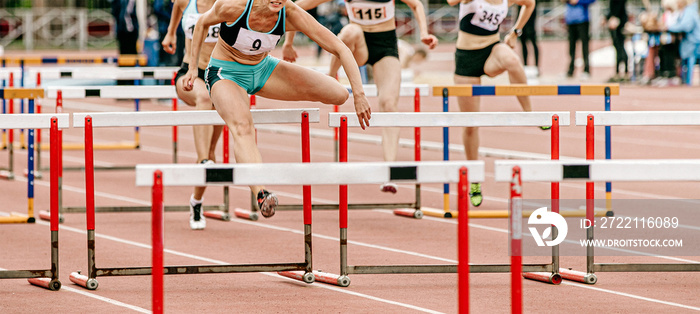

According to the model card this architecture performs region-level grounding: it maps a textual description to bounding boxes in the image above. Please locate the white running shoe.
[189,200,206,230]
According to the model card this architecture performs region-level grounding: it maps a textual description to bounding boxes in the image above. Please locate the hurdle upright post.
[586,115,595,275]
[442,88,451,217]
[171,72,178,164]
[338,116,350,286]
[604,87,612,215]
[19,60,25,150]
[510,166,523,314]
[152,170,164,314]
[457,166,469,314]
[35,73,42,178]
[1,59,5,149]
[551,115,560,272]
[414,87,422,213]
[26,97,36,222]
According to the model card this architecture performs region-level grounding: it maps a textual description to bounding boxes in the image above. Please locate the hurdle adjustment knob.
[49,279,62,291]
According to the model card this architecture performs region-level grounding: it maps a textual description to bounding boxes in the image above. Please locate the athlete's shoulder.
[215,0,248,19]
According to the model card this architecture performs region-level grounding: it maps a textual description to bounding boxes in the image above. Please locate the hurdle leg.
[203,126,231,221]
[394,88,424,219]
[510,166,523,313]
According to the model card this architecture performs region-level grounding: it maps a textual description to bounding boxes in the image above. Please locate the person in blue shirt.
[666,0,700,83]
[564,0,596,79]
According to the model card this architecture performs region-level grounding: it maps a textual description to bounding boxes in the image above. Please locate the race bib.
[232,28,281,55]
[346,1,394,26]
[184,13,220,42]
[470,4,505,32]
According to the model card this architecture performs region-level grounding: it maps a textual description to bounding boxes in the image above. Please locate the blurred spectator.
[154,0,185,67]
[111,0,139,85]
[111,0,139,55]
[564,0,596,80]
[520,1,539,76]
[666,0,700,84]
[605,0,629,82]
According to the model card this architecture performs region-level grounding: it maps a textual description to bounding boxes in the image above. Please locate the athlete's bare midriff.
[211,40,269,65]
[357,19,396,33]
[456,32,500,50]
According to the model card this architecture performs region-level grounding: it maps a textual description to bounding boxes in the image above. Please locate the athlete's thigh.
[372,56,401,110]
[453,75,481,112]
[483,43,517,76]
[257,61,348,104]
[208,79,252,124]
[339,24,369,66]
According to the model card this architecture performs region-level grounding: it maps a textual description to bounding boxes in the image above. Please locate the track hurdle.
[44,85,177,155]
[0,54,148,66]
[0,89,67,224]
[0,114,65,290]
[328,111,570,218]
[281,116,555,291]
[431,84,619,218]
[495,159,700,285]
[59,109,318,217]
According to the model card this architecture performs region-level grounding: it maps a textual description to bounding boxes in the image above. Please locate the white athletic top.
[459,0,509,34]
[182,0,220,43]
[345,0,395,26]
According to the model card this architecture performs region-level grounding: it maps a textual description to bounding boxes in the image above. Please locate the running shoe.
[380,182,398,194]
[257,189,278,218]
[469,183,483,207]
[189,196,206,230]
[539,126,552,131]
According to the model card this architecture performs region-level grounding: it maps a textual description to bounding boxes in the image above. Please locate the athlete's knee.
[464,126,478,137]
[326,87,349,106]
[378,97,398,112]
[194,92,212,110]
[229,118,255,137]
[339,24,363,44]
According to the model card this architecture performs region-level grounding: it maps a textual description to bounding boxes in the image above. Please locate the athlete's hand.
[353,94,372,130]
[182,68,197,91]
[282,44,298,63]
[421,34,439,50]
[161,33,177,55]
[504,32,517,49]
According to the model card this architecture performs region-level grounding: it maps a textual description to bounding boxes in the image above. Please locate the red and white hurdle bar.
[0,112,67,290]
[329,111,570,219]
[136,160,482,311]
[495,159,700,285]
[68,109,319,291]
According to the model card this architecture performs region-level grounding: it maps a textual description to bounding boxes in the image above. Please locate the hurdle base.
[277,270,315,284]
[70,272,99,290]
[23,169,43,179]
[523,272,562,285]
[559,268,597,284]
[421,207,455,218]
[202,210,230,221]
[27,278,61,291]
[233,208,259,221]
[393,208,423,219]
[578,205,615,217]
[38,210,64,223]
[0,170,14,180]
[0,212,33,224]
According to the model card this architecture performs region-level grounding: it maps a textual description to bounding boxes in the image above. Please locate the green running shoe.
[470,183,483,207]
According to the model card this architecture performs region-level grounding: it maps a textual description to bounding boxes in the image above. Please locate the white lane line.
[560,281,700,311]
[35,222,443,314]
[0,267,150,313]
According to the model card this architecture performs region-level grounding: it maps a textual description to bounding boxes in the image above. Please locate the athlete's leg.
[372,56,401,162]
[483,44,532,112]
[209,79,265,196]
[328,24,368,78]
[454,75,481,162]
[257,61,349,105]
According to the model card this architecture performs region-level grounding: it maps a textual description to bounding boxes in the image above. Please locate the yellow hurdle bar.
[422,207,611,219]
[432,84,620,97]
[0,212,32,224]
[0,88,45,99]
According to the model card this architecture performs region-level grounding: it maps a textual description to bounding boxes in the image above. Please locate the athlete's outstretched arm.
[162,0,187,54]
[286,2,372,129]
[401,0,438,49]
